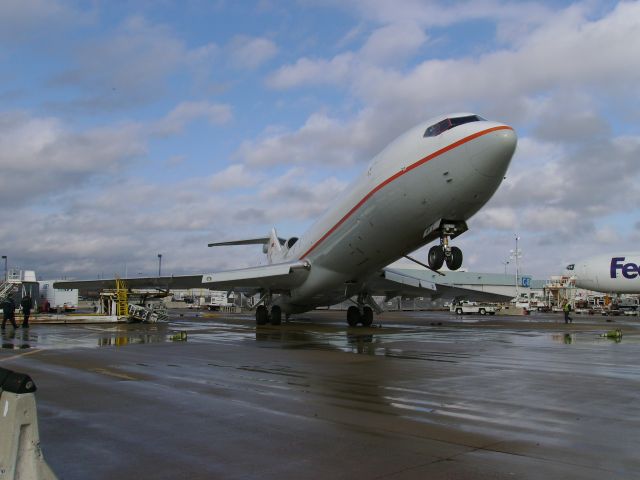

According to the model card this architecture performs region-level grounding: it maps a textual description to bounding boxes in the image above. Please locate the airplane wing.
[53,261,311,295]
[53,275,206,291]
[431,283,512,303]
[366,268,512,303]
[364,268,438,298]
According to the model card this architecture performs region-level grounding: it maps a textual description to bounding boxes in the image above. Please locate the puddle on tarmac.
[0,323,172,350]
[1,314,637,352]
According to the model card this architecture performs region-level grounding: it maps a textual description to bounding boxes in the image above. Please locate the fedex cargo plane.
[566,254,640,293]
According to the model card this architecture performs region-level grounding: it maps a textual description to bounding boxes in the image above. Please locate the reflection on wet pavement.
[1,311,638,354]
[1,323,170,350]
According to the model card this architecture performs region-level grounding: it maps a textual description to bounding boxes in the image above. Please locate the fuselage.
[273,113,517,313]
[567,253,640,294]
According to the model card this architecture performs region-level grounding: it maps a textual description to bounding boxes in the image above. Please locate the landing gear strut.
[427,223,464,271]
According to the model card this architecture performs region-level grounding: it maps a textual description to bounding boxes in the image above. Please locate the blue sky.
[1,0,639,280]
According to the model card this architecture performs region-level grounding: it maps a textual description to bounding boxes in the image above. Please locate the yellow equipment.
[115,277,128,316]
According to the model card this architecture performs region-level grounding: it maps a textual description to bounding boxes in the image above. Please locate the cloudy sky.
[1,0,638,281]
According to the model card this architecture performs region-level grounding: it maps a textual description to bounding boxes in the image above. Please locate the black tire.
[428,245,445,270]
[446,246,463,270]
[479,308,486,315]
[347,306,360,327]
[270,305,282,325]
[256,305,268,325]
[456,308,463,315]
[362,306,373,327]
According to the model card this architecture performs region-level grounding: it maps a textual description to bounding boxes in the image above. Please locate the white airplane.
[55,113,517,326]
[566,253,640,293]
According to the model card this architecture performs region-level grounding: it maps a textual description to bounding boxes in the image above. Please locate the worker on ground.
[1,296,18,330]
[563,301,572,324]
[20,294,33,328]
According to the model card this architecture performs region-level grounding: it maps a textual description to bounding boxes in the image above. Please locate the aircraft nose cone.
[470,127,517,178]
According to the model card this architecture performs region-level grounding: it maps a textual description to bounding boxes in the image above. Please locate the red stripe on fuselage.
[299,125,513,260]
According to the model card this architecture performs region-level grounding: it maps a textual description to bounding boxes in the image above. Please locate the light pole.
[158,254,162,277]
[1,255,6,282]
[502,259,510,275]
[510,235,522,298]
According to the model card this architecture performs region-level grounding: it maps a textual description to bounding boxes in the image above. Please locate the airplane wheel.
[347,306,360,327]
[446,246,463,270]
[362,306,373,327]
[428,245,445,270]
[256,305,268,325]
[270,306,282,325]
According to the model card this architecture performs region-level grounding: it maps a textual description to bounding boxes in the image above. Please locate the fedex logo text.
[610,257,640,279]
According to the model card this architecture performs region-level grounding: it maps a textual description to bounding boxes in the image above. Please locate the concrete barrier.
[0,368,57,480]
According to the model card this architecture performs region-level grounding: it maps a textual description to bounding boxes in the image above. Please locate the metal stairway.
[0,281,15,302]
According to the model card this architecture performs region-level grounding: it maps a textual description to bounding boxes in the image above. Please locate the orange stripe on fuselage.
[299,125,513,260]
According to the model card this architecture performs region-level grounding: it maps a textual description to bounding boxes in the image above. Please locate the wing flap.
[201,261,310,292]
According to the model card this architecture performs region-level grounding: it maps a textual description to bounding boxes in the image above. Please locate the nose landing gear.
[428,244,463,270]
[426,221,466,271]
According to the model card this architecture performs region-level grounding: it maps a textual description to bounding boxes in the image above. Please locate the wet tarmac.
[1,310,639,479]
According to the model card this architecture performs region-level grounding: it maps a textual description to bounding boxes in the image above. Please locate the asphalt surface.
[1,310,639,479]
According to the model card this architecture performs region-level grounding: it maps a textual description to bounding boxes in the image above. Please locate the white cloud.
[266,53,354,89]
[228,35,278,69]
[50,16,223,110]
[4,1,640,282]
[359,22,427,65]
[209,164,262,191]
[236,110,381,167]
[0,0,90,42]
[0,111,145,206]
[154,101,232,136]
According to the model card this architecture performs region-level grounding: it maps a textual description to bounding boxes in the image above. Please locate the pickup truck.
[450,301,497,315]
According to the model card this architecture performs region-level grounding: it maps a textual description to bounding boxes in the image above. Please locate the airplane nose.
[469,127,517,178]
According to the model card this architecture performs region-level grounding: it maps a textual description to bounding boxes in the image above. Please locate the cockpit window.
[566,264,575,271]
[423,115,485,137]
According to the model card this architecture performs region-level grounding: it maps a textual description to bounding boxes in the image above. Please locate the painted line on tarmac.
[0,349,43,363]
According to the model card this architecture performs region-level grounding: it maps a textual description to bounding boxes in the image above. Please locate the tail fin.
[266,227,283,264]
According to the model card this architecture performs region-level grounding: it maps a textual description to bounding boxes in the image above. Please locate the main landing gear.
[346,293,375,327]
[255,297,282,326]
[347,306,374,327]
[428,227,463,271]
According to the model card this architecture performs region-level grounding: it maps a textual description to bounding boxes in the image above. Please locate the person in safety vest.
[563,301,572,324]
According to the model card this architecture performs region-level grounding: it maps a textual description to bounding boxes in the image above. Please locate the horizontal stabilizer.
[208,237,285,247]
